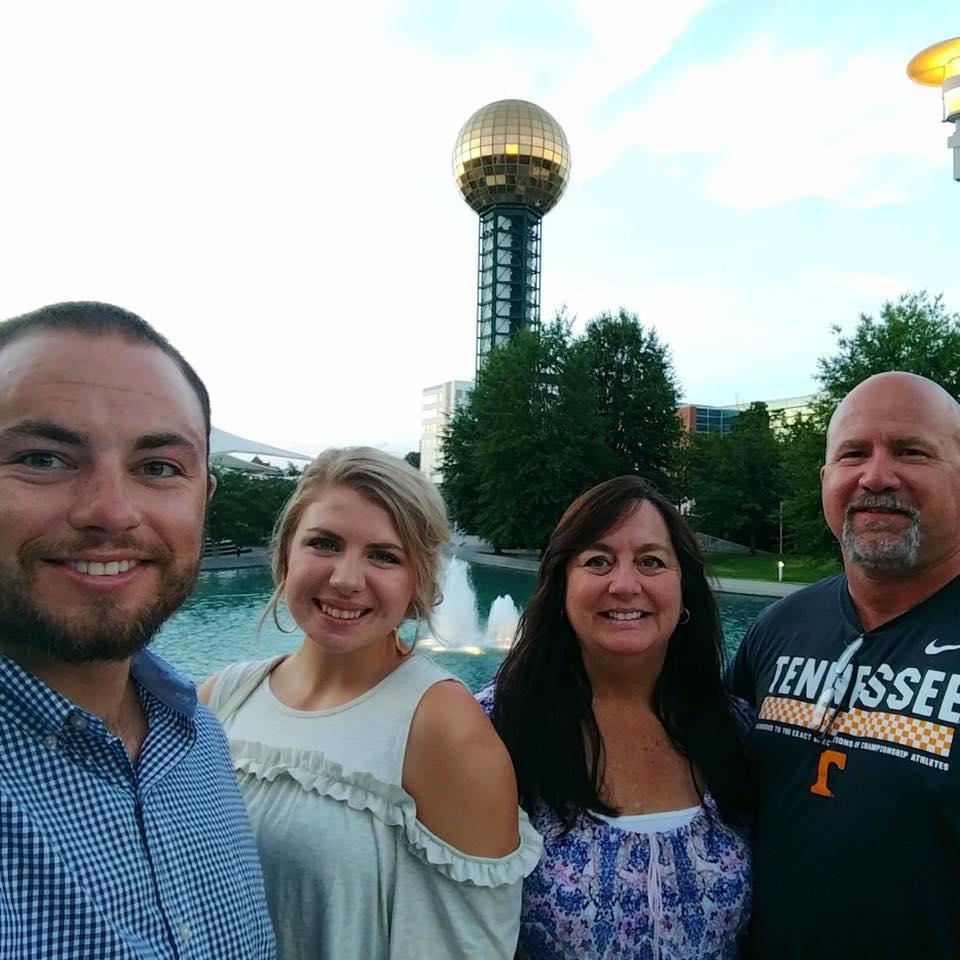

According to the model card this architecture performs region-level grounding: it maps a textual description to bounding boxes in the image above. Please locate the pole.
[779,500,784,556]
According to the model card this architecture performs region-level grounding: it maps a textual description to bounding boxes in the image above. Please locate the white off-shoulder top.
[209,654,542,960]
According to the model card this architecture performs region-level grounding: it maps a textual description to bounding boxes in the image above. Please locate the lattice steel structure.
[453,99,571,371]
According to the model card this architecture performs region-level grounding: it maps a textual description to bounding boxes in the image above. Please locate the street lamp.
[907,36,960,181]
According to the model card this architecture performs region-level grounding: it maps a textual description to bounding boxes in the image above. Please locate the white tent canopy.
[210,427,309,463]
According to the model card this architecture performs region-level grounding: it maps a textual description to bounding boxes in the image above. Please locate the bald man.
[729,372,960,960]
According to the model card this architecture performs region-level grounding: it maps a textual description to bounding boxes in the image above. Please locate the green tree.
[817,291,960,400]
[574,309,682,494]
[403,451,421,470]
[668,431,697,512]
[207,469,297,545]
[691,403,782,553]
[440,403,483,536]
[441,317,613,550]
[777,404,838,560]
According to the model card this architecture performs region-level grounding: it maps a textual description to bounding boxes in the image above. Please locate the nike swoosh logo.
[925,639,960,655]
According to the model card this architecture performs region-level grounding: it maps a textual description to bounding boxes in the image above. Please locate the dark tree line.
[442,310,681,551]
[443,291,960,559]
[206,468,297,546]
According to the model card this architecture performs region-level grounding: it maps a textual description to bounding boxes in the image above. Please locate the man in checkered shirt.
[0,303,276,958]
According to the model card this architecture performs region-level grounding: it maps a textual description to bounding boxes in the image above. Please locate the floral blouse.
[477,685,752,959]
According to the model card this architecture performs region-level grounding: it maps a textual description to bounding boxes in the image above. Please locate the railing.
[202,539,253,558]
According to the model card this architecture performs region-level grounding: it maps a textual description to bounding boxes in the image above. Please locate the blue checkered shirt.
[0,649,276,959]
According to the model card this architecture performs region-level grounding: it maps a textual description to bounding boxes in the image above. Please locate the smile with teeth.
[67,559,139,577]
[603,610,649,621]
[318,601,369,621]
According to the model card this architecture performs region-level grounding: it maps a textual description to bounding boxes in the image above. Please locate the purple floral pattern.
[477,685,752,959]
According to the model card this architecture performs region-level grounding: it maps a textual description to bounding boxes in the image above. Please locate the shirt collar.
[131,649,198,718]
[0,648,197,735]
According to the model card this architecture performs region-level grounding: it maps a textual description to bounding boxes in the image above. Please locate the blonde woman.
[199,448,540,960]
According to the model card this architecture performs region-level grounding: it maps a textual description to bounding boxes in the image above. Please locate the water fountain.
[485,594,521,649]
[420,557,520,654]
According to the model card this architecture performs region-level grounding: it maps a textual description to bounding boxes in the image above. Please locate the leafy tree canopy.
[207,468,297,546]
[817,290,960,401]
[441,308,686,550]
[442,317,613,550]
[574,308,682,493]
[690,402,782,553]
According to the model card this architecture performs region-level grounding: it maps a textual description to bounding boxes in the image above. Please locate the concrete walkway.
[450,541,804,599]
[711,576,801,598]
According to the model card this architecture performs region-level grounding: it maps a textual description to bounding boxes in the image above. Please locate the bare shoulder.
[403,680,520,858]
[196,674,220,706]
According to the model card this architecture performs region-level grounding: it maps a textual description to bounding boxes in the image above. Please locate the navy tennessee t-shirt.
[729,573,960,960]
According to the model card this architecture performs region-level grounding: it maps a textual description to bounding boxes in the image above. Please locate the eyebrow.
[0,420,199,456]
[2,419,90,446]
[304,527,405,552]
[134,432,199,454]
[586,540,672,554]
[833,435,935,451]
[892,436,935,449]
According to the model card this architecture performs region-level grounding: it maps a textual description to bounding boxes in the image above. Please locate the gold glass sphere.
[453,99,571,214]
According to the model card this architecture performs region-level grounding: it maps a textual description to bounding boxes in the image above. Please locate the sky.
[1,0,957,456]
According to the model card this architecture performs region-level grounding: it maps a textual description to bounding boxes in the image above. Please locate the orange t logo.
[810,749,847,798]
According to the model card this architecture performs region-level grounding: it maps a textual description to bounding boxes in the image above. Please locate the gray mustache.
[845,494,918,519]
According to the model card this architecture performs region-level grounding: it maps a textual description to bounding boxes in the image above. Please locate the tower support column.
[476,204,542,371]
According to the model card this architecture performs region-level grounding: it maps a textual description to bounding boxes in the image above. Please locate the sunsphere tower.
[453,99,571,372]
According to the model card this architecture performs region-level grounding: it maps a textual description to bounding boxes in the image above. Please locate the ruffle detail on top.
[230,740,543,887]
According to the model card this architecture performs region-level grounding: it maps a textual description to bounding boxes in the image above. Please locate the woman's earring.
[678,607,691,626]
[393,627,411,656]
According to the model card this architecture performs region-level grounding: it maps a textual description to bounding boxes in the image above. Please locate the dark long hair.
[491,476,751,831]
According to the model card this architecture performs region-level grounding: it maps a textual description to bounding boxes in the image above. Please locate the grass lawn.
[705,552,842,584]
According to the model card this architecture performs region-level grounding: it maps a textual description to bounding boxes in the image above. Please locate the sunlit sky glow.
[2,1,956,455]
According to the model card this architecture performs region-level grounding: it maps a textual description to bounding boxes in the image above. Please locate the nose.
[607,561,640,597]
[329,552,365,594]
[67,461,143,534]
[858,451,901,493]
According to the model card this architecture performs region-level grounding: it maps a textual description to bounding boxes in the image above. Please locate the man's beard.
[841,493,921,570]
[0,535,201,664]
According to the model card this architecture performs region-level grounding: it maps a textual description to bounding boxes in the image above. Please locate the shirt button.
[69,713,88,730]
[42,734,59,750]
[178,921,192,942]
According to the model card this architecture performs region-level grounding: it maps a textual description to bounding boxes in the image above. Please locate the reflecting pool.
[154,558,775,691]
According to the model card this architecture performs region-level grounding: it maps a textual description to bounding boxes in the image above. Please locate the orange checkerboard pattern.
[759,696,955,758]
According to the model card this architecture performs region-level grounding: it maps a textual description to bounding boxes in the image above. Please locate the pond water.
[154,558,774,691]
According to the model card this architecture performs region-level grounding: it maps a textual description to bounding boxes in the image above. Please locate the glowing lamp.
[907,36,960,180]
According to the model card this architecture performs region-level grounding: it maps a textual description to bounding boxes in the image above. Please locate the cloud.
[560,0,715,112]
[556,0,716,178]
[577,35,947,207]
[813,270,909,301]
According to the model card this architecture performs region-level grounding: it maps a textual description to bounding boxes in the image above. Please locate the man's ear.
[206,471,218,503]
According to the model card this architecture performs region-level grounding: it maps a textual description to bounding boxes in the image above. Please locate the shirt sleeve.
[474,682,495,718]
[388,815,540,960]
[726,623,761,706]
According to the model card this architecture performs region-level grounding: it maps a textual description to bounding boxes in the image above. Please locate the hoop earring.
[393,628,412,657]
[678,607,691,626]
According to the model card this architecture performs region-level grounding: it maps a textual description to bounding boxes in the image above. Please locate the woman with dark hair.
[478,476,752,959]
